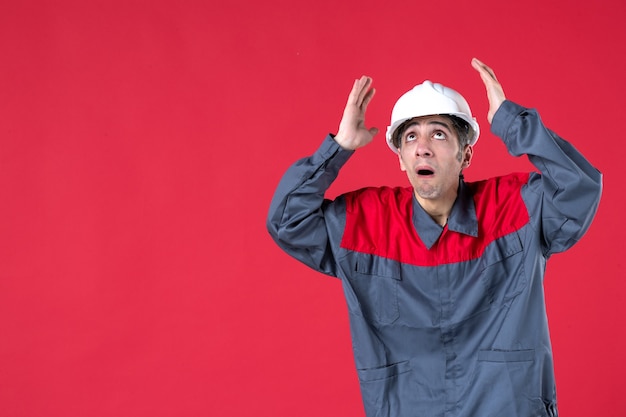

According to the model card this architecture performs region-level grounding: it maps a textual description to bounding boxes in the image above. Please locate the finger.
[346,76,370,108]
[361,87,375,112]
[346,78,362,105]
[473,67,501,97]
[355,76,373,107]
[472,58,498,82]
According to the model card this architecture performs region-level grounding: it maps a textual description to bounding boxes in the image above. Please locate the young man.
[267,58,602,417]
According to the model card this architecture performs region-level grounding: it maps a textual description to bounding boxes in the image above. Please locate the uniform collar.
[411,179,478,249]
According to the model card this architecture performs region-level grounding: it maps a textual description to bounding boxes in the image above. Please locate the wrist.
[334,131,357,151]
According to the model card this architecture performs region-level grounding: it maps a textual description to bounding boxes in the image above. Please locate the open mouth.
[417,169,434,176]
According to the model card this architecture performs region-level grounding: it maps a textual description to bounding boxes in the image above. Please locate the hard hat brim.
[385,113,480,154]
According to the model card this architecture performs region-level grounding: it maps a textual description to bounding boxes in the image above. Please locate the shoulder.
[468,173,531,234]
[344,186,413,212]
[468,173,530,199]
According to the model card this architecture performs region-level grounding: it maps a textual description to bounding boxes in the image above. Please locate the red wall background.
[1,1,624,416]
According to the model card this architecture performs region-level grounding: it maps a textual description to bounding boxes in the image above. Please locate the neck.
[416,197,455,227]
[414,182,460,227]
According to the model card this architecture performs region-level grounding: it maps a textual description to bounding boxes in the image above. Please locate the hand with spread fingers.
[334,76,379,151]
[472,58,506,124]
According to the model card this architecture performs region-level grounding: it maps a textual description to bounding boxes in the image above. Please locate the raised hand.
[335,76,379,151]
[472,58,506,124]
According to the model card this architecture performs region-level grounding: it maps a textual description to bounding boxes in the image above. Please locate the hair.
[392,115,475,161]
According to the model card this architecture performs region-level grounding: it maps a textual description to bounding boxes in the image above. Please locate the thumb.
[369,127,380,136]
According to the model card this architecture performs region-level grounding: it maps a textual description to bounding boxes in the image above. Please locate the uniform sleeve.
[491,100,603,256]
[266,134,353,276]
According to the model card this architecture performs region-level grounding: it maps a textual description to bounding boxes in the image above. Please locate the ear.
[462,145,473,168]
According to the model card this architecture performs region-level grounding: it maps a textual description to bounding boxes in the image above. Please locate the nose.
[415,137,433,157]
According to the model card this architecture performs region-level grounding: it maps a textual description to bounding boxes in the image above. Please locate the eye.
[433,131,447,140]
[405,133,417,142]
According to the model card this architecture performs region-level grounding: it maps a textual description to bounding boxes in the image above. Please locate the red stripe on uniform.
[340,173,530,266]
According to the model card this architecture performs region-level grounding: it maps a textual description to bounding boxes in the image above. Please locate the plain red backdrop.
[1,1,624,416]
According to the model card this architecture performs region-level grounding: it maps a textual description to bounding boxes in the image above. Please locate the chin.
[415,187,440,200]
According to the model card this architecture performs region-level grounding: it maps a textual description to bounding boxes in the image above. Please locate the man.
[267,58,602,417]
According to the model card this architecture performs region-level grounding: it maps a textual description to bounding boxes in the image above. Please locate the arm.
[472,58,602,255]
[492,101,602,255]
[266,77,379,274]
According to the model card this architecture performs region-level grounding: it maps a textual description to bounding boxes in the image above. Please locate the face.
[397,115,473,207]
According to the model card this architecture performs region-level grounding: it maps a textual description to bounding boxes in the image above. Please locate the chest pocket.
[347,254,401,325]
[479,231,526,305]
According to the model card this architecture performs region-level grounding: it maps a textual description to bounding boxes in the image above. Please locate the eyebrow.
[403,119,452,132]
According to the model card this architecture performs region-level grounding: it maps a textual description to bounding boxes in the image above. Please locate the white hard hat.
[385,80,480,153]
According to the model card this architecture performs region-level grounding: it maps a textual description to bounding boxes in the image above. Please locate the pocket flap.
[357,360,411,382]
[478,349,535,362]
[354,253,402,281]
[481,231,523,268]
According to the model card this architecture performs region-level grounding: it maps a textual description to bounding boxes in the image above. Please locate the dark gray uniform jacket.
[267,100,602,417]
